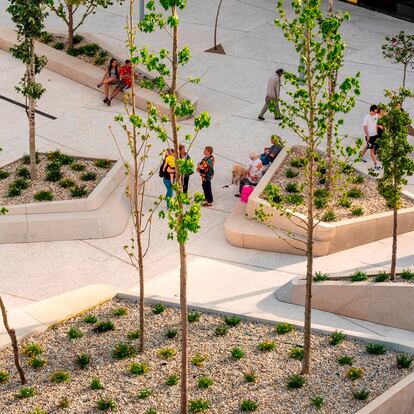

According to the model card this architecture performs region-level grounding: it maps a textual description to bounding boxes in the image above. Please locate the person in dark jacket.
[197,146,215,207]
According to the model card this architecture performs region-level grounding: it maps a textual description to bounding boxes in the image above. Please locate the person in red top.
[105,60,132,106]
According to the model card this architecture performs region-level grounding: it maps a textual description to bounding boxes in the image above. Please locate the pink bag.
[241,186,254,203]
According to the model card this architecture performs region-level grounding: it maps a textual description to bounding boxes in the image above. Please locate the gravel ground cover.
[0,299,412,414]
[263,146,414,222]
[0,152,114,206]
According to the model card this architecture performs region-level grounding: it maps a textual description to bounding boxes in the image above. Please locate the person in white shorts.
[361,104,381,170]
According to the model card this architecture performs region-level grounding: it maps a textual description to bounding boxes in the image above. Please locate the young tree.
[7,0,51,180]
[382,31,414,91]
[49,0,122,48]
[377,89,414,281]
[139,1,211,412]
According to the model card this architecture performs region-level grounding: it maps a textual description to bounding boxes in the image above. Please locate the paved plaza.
[0,0,414,347]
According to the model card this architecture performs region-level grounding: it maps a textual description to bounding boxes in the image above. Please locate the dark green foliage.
[112,307,128,317]
[353,389,370,400]
[152,303,166,314]
[397,354,413,369]
[351,270,368,282]
[27,408,47,414]
[189,399,210,413]
[258,340,275,352]
[346,367,364,380]
[66,47,82,56]
[22,343,44,357]
[401,269,414,280]
[214,324,229,336]
[310,396,324,410]
[28,357,47,369]
[287,374,306,389]
[0,170,10,179]
[323,210,337,222]
[0,370,9,383]
[94,50,108,66]
[224,315,241,327]
[158,347,176,359]
[165,374,179,386]
[71,163,86,171]
[8,178,29,197]
[289,347,304,361]
[264,184,283,204]
[39,31,53,43]
[197,377,214,389]
[70,185,88,198]
[191,353,208,367]
[46,167,63,182]
[286,194,304,205]
[313,271,329,282]
[314,188,328,199]
[353,175,365,184]
[146,410,157,414]
[73,34,83,44]
[366,343,386,355]
[165,328,178,339]
[14,386,35,399]
[230,346,245,360]
[59,397,70,408]
[50,371,70,383]
[95,159,112,169]
[138,388,153,399]
[127,329,141,340]
[243,371,257,383]
[59,178,75,188]
[98,398,117,411]
[188,311,201,323]
[341,163,353,175]
[83,314,97,324]
[34,190,53,201]
[93,321,114,333]
[54,42,64,50]
[275,322,295,335]
[22,153,40,164]
[47,150,74,165]
[17,166,31,179]
[375,272,389,282]
[240,400,258,412]
[80,43,100,57]
[130,362,149,375]
[351,207,364,216]
[67,327,83,340]
[337,355,353,366]
[290,157,307,168]
[339,197,352,208]
[314,197,327,209]
[90,377,104,390]
[76,353,91,369]
[347,188,363,198]
[112,342,136,360]
[329,330,346,345]
[81,171,97,181]
[285,168,299,178]
[286,182,300,193]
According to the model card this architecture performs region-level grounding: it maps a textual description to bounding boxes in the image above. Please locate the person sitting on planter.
[105,60,132,106]
[97,58,119,104]
[235,152,264,197]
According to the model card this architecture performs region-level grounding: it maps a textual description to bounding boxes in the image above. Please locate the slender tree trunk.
[28,40,37,180]
[0,297,26,385]
[402,64,407,91]
[391,206,398,281]
[68,5,74,48]
[214,0,223,50]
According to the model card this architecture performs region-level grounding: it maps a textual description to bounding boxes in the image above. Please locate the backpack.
[159,158,166,178]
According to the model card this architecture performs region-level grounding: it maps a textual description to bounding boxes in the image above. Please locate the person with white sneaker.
[361,104,381,170]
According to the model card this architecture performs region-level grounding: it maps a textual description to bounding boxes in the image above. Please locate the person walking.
[258,68,284,121]
[197,146,215,207]
[160,148,175,207]
[179,144,192,194]
[361,104,381,170]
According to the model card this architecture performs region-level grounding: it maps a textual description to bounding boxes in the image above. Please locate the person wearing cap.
[258,68,284,121]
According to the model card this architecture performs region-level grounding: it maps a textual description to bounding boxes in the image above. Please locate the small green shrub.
[71,163,86,172]
[188,311,201,323]
[83,314,97,324]
[158,347,176,359]
[286,182,300,193]
[397,354,413,369]
[285,168,299,178]
[224,315,241,327]
[290,157,307,168]
[0,170,10,179]
[189,399,210,413]
[81,171,97,181]
[191,353,208,367]
[230,347,245,360]
[54,42,64,50]
[138,388,153,399]
[98,397,117,411]
[353,389,370,401]
[34,190,54,202]
[313,271,329,282]
[351,206,364,216]
[323,210,337,222]
[240,400,258,412]
[17,166,31,179]
[146,409,157,414]
[265,184,283,204]
[329,330,346,346]
[94,50,108,66]
[73,34,83,44]
[165,328,178,339]
[310,396,324,410]
[39,31,54,43]
[8,178,29,197]
[22,152,40,164]
[214,324,229,336]
[67,327,83,340]
[46,168,63,182]
[341,163,353,175]
[127,329,141,340]
[400,269,414,280]
[59,397,70,408]
[314,188,329,198]
[375,272,389,282]
[0,370,9,383]
[353,175,365,184]
[258,340,276,352]
[286,194,304,205]
[152,303,166,314]
[28,408,47,414]
[351,270,368,282]
[346,367,364,380]
[50,370,70,383]
[197,377,214,389]
[243,371,257,383]
[337,355,353,366]
[275,322,295,335]
[347,188,363,198]
[112,307,128,317]
[287,374,306,389]
[22,343,44,357]
[80,43,100,57]
[289,347,304,361]
[76,353,91,369]
[14,386,35,399]
[95,159,112,168]
[90,377,104,390]
[66,47,82,56]
[94,321,115,333]
[366,343,386,355]
[70,185,88,198]
[28,357,47,369]
[339,196,352,208]
[165,374,179,386]
[314,197,328,209]
[112,342,136,360]
[130,362,149,376]
[59,178,76,189]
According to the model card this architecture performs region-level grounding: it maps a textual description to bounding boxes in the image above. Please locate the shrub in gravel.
[313,271,329,282]
[258,340,276,352]
[0,170,10,179]
[191,353,208,367]
[275,322,295,335]
[95,159,112,169]
[337,355,353,366]
[158,347,176,359]
[22,343,44,357]
[138,388,153,399]
[166,374,179,386]
[347,188,363,198]
[198,377,214,389]
[310,396,324,410]
[286,194,304,205]
[224,315,241,327]
[127,329,141,340]
[17,166,31,179]
[112,307,128,317]
[214,324,229,336]
[353,175,365,184]
[400,269,414,280]
[341,163,353,175]
[73,34,83,44]
[83,314,97,324]
[90,377,104,390]
[112,342,136,360]
[323,210,337,222]
[146,409,157,414]
[34,190,54,201]
[243,371,257,383]
[27,408,47,414]
[50,371,70,383]
[339,196,352,208]
[375,272,389,282]
[230,346,245,360]
[59,397,70,408]
[351,270,368,282]
[22,152,40,164]
[314,196,327,209]
[351,206,364,216]
[0,370,9,383]
[240,400,258,412]
[289,347,304,361]
[366,343,386,355]
[285,168,299,178]
[67,327,83,340]
[189,399,210,413]
[76,353,91,369]
[188,311,201,323]
[397,354,413,369]
[94,321,115,333]
[329,330,346,346]
[287,374,306,389]
[28,357,47,369]
[70,185,88,198]
[14,386,36,399]
[165,328,178,339]
[54,42,64,50]
[46,166,63,182]
[81,171,97,181]
[290,157,307,168]
[130,362,149,376]
[314,188,328,199]
[8,178,29,197]
[47,151,74,166]
[286,182,300,193]
[98,397,117,411]
[152,303,166,315]
[346,367,364,380]
[353,389,370,400]
[59,178,76,189]
[71,163,86,172]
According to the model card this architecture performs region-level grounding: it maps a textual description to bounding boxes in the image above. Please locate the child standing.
[197,146,215,207]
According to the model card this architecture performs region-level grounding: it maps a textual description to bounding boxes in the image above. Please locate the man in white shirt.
[361,104,381,170]
[258,68,283,121]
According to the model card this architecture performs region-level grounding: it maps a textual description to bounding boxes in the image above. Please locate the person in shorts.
[105,60,132,106]
[98,58,119,104]
[361,104,381,170]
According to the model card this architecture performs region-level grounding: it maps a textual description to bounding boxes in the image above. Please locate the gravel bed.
[263,147,414,222]
[0,299,412,414]
[0,153,113,206]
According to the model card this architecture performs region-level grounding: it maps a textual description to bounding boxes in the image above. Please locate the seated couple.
[97,59,132,106]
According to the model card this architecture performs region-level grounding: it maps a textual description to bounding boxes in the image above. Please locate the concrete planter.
[0,158,130,243]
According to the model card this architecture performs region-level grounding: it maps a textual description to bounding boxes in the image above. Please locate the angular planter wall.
[0,159,130,243]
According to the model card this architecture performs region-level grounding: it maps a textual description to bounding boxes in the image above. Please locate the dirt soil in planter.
[263,146,414,222]
[0,154,114,206]
[0,299,412,413]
